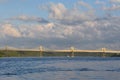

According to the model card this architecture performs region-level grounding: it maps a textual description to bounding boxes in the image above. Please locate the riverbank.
[0,51,120,57]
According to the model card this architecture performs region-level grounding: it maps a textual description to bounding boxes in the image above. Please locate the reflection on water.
[0,57,120,80]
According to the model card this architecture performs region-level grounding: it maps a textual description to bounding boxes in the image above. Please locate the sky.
[0,0,120,50]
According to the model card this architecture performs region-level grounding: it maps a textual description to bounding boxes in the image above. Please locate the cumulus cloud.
[0,0,120,50]
[103,4,120,11]
[99,0,120,11]
[1,16,120,49]
[47,2,95,25]
[0,23,21,38]
[10,15,49,23]
[95,0,105,5]
[78,0,93,9]
[48,3,67,20]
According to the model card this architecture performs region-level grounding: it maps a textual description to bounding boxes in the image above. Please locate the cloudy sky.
[0,0,120,50]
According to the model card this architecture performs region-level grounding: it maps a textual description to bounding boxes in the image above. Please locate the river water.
[0,57,120,80]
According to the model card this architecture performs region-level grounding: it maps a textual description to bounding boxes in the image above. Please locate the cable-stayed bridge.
[0,46,120,54]
[0,46,120,57]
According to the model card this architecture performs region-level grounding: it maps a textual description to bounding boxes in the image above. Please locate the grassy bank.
[0,50,120,57]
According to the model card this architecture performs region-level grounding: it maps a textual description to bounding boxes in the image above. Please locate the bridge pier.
[71,47,75,57]
[5,46,8,51]
[102,48,106,57]
[5,46,9,57]
[39,46,43,57]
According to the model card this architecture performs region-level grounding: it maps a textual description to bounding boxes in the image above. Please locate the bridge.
[0,46,120,57]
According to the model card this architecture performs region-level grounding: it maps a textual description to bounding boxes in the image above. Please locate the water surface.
[0,57,120,80]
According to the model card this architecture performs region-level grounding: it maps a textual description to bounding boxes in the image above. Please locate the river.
[0,57,120,80]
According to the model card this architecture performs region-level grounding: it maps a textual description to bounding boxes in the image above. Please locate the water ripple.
[0,57,120,80]
[1,67,120,76]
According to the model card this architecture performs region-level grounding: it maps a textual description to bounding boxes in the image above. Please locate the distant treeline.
[0,50,120,57]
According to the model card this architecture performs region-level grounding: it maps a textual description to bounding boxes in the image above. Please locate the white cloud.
[49,3,67,20]
[110,0,120,3]
[45,23,55,29]
[78,0,93,9]
[0,1,120,50]
[47,2,95,25]
[103,4,120,11]
[16,23,60,39]
[99,0,120,11]
[0,23,21,38]
[95,0,105,5]
[63,27,73,36]
[1,16,120,49]
[10,15,49,23]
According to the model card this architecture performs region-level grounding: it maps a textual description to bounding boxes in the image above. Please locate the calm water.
[0,57,120,80]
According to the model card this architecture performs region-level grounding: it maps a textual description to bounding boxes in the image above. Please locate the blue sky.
[0,0,120,50]
[0,0,108,19]
[0,0,78,18]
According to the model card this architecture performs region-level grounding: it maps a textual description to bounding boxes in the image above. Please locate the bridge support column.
[5,46,9,57]
[102,48,106,57]
[71,47,75,57]
[5,46,8,51]
[39,46,43,57]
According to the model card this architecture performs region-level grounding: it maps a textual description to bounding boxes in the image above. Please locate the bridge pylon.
[102,48,106,57]
[70,46,75,57]
[39,46,43,57]
[5,45,8,51]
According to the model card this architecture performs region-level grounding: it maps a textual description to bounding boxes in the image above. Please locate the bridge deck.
[0,49,120,54]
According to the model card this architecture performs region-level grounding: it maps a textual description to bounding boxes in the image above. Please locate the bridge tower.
[70,46,75,57]
[5,45,8,51]
[39,46,43,57]
[4,45,9,57]
[102,48,106,57]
